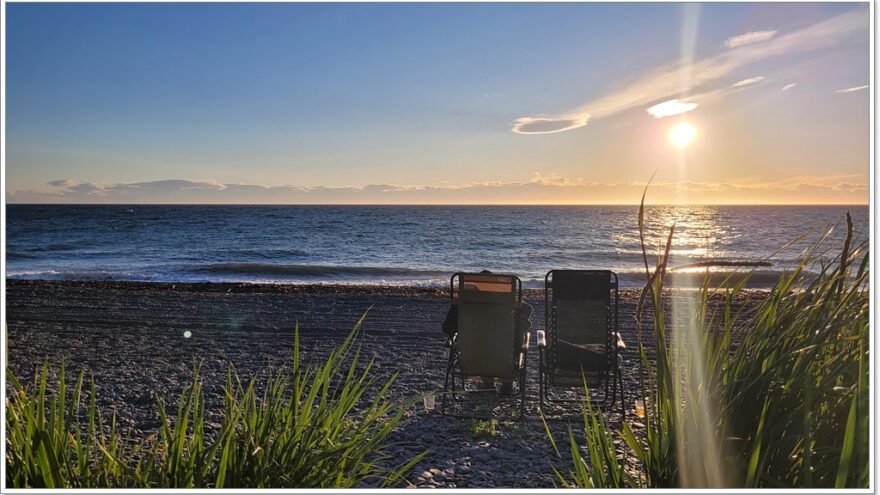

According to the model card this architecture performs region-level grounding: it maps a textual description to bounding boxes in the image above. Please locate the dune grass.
[5,314,424,488]
[552,204,869,488]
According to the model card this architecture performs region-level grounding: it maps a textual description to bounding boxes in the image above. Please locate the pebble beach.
[5,279,766,488]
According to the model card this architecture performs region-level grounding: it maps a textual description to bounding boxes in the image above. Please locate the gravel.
[5,279,764,488]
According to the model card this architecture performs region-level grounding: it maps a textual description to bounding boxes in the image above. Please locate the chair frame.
[538,269,624,416]
[441,272,528,420]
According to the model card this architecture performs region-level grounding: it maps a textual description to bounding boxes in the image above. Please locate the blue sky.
[5,2,870,204]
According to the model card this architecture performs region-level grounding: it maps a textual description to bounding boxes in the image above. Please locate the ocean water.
[5,205,869,288]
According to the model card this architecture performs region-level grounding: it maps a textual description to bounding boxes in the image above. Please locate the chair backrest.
[547,270,616,362]
[453,273,521,379]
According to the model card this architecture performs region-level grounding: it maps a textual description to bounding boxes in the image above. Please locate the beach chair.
[537,270,624,415]
[441,272,529,419]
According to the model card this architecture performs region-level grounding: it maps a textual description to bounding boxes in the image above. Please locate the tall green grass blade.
[6,313,423,489]
[549,205,868,489]
[834,388,858,488]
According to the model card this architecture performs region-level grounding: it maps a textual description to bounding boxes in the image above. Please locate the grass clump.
[459,418,501,439]
[554,202,868,488]
[543,393,634,489]
[5,314,424,488]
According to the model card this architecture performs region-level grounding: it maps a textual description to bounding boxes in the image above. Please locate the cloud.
[47,179,76,188]
[724,30,778,49]
[511,115,590,135]
[646,99,699,118]
[67,182,107,195]
[7,175,867,205]
[781,83,797,91]
[118,179,226,191]
[836,84,868,93]
[529,172,587,186]
[511,9,867,135]
[731,76,765,88]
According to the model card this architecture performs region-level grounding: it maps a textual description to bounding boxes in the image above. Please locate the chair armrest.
[537,330,546,348]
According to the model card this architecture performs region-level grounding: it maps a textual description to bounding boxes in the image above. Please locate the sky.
[4,2,871,204]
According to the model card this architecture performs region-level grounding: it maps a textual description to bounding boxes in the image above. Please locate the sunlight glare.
[669,122,697,148]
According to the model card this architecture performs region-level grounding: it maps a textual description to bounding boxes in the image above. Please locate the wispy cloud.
[731,76,765,88]
[7,175,867,205]
[724,29,778,49]
[781,83,797,91]
[836,84,868,93]
[510,9,867,135]
[529,172,587,186]
[646,99,699,118]
[511,115,590,135]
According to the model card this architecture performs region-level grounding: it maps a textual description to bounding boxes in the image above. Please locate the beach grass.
[5,314,424,488]
[552,206,869,488]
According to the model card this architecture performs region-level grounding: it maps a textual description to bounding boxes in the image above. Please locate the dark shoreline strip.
[4,279,777,296]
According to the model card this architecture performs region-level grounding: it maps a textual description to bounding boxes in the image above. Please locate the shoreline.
[5,278,453,296]
[4,277,776,294]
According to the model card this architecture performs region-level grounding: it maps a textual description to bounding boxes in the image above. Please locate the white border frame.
[0,0,875,493]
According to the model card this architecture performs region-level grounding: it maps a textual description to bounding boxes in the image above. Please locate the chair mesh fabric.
[553,271,610,302]
[549,271,614,381]
[455,273,519,379]
[457,303,518,379]
[555,299,607,346]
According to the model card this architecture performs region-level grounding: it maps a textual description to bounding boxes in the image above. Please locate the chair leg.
[451,372,457,400]
[442,349,457,415]
[618,367,625,420]
[538,351,545,410]
[442,358,452,415]
[519,355,528,419]
[599,373,611,409]
[609,372,617,410]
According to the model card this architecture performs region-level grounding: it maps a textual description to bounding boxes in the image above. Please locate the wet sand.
[5,279,765,488]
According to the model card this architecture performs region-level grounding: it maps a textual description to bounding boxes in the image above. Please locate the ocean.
[4,205,869,288]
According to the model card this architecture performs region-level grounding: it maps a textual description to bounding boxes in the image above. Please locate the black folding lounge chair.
[537,270,624,415]
[441,272,529,419]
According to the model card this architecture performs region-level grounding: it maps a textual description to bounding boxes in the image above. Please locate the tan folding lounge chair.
[538,270,624,415]
[441,272,529,419]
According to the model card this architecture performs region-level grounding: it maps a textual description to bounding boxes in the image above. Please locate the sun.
[669,122,697,148]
